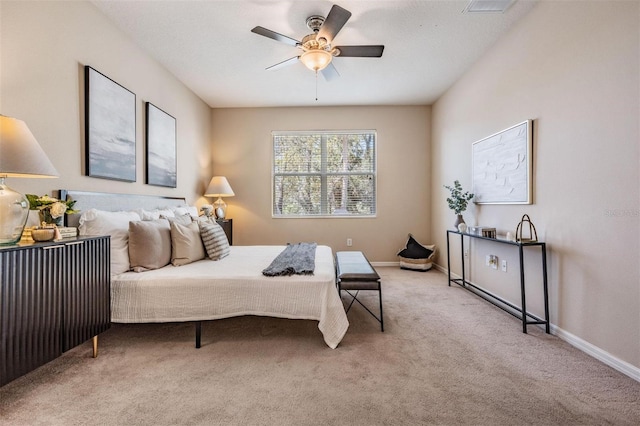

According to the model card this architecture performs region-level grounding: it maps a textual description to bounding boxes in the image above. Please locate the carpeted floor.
[1,267,638,425]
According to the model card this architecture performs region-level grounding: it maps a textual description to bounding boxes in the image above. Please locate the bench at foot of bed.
[335,251,384,332]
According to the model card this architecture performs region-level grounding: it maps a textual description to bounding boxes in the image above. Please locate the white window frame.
[271,130,377,218]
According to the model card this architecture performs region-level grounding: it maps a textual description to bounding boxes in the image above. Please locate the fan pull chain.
[315,70,319,101]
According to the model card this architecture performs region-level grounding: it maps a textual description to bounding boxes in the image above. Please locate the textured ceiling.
[90,0,537,108]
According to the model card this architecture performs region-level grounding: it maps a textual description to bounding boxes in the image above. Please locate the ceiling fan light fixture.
[300,49,332,71]
[252,4,383,80]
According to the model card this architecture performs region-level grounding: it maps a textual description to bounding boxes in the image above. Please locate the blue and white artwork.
[85,66,136,182]
[145,103,177,188]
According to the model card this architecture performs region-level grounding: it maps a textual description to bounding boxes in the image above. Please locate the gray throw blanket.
[262,242,317,276]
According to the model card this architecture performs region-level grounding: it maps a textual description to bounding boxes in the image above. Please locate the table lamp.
[204,176,234,219]
[0,115,59,245]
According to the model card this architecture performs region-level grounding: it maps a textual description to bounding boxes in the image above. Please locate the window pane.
[273,175,322,215]
[327,175,375,215]
[326,134,376,173]
[274,135,321,173]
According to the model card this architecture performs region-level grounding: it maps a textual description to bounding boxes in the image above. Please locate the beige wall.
[431,1,639,370]
[0,1,211,205]
[211,106,431,261]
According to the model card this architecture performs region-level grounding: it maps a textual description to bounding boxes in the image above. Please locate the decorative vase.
[39,210,63,226]
[453,214,465,230]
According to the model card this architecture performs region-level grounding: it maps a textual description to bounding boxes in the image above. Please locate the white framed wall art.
[472,120,533,204]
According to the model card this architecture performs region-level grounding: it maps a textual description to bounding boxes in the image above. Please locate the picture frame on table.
[145,102,177,188]
[84,65,136,182]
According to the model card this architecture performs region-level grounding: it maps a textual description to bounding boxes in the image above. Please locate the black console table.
[446,230,550,334]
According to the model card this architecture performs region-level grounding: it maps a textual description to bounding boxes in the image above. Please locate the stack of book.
[468,226,497,238]
[58,227,78,239]
[20,227,35,243]
[481,228,497,238]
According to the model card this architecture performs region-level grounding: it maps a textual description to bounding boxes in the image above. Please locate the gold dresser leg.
[92,335,98,358]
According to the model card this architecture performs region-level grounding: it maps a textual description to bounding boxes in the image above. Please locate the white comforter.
[111,245,349,348]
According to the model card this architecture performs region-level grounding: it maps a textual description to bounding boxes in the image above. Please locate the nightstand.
[216,219,233,245]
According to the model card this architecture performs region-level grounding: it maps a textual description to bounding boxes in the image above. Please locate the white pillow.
[133,208,161,221]
[186,206,199,218]
[156,208,175,218]
[172,205,199,219]
[79,209,141,275]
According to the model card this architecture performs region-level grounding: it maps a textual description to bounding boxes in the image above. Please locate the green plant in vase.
[26,194,79,226]
[443,180,474,230]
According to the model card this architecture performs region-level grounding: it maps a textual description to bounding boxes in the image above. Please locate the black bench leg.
[344,290,359,313]
[379,285,384,332]
[342,287,384,332]
[195,321,202,348]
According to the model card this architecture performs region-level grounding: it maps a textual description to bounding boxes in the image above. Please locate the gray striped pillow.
[199,221,230,260]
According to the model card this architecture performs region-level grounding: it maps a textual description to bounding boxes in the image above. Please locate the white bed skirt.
[111,245,349,349]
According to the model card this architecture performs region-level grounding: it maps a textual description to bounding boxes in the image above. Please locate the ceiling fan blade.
[251,26,300,47]
[321,62,340,82]
[265,56,300,71]
[317,5,351,43]
[335,45,385,58]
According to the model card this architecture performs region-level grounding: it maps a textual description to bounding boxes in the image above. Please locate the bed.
[60,190,349,349]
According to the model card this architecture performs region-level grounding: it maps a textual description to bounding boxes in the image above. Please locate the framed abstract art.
[145,102,177,187]
[84,66,136,182]
[472,120,533,204]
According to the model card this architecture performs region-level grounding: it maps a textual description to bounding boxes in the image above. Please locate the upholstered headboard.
[59,190,187,227]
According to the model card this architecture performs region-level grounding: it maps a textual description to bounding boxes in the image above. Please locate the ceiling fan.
[251,4,384,81]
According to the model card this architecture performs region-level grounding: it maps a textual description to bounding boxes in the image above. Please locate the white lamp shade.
[205,176,235,197]
[0,115,59,245]
[0,115,59,178]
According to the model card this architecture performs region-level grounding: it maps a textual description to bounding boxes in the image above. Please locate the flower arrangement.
[443,180,474,214]
[26,194,79,225]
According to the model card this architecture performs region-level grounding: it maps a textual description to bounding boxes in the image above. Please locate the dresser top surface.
[0,235,109,252]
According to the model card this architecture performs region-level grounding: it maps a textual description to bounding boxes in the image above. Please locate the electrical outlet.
[501,260,507,272]
[464,249,469,257]
[346,238,352,247]
[486,255,498,269]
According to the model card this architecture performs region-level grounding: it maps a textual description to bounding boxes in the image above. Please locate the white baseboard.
[435,265,640,382]
[551,325,640,382]
[433,264,447,274]
[370,261,400,267]
[435,264,640,383]
[377,263,639,382]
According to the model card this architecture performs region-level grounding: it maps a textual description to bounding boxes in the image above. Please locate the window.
[272,131,376,217]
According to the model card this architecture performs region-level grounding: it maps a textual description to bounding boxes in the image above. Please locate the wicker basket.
[398,244,436,271]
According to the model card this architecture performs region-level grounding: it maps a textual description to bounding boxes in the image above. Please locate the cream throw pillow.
[170,221,205,266]
[199,221,230,261]
[128,219,171,272]
[165,213,193,226]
